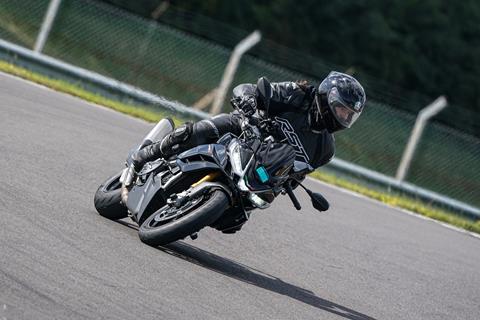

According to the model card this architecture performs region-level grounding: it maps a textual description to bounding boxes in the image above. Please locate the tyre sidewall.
[138,190,228,246]
[94,171,128,220]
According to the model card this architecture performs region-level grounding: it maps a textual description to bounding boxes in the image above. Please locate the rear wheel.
[138,190,228,246]
[94,171,128,220]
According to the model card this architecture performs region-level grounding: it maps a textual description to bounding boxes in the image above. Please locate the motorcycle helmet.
[310,71,366,133]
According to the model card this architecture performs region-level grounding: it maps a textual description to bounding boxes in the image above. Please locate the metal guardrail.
[0,38,478,219]
[330,158,480,218]
[0,39,209,119]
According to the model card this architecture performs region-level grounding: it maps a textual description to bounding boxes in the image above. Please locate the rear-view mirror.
[310,192,329,212]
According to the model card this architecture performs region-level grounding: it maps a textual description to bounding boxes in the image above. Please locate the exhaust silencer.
[139,118,175,150]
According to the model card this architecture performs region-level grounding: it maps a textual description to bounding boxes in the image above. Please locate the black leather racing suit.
[133,81,335,170]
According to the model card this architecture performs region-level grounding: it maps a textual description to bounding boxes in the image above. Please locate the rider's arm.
[232,81,315,115]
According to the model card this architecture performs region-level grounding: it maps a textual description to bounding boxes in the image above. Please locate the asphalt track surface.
[1,72,479,320]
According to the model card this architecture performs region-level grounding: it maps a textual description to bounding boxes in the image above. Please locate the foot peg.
[190,233,198,240]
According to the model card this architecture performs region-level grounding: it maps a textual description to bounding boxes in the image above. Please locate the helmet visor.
[328,87,362,128]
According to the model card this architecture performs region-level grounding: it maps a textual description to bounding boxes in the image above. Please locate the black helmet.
[311,71,366,133]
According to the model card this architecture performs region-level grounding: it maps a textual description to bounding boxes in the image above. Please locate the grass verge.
[1,60,479,235]
[310,171,480,234]
[0,60,187,125]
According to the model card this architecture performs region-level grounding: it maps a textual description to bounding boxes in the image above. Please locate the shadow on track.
[162,241,375,320]
[115,220,374,319]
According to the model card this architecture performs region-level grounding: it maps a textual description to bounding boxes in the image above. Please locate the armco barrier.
[0,39,209,119]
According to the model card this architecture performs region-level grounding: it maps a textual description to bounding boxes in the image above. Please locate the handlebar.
[231,97,282,144]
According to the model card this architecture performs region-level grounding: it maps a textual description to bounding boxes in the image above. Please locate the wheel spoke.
[146,195,205,228]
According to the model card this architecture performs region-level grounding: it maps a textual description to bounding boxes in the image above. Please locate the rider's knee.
[191,119,221,144]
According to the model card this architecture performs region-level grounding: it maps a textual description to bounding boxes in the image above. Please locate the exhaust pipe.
[119,165,135,205]
[139,118,174,149]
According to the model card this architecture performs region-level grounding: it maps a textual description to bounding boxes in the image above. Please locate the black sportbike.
[94,78,329,246]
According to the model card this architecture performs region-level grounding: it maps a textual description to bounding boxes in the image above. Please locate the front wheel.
[138,190,229,246]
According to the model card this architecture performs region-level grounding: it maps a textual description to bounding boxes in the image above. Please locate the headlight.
[228,141,243,176]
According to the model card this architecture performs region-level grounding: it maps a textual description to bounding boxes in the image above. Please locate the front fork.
[191,171,221,188]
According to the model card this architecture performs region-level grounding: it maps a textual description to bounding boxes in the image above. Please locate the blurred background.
[0,0,479,212]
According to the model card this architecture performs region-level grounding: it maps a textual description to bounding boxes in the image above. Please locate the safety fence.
[0,0,479,213]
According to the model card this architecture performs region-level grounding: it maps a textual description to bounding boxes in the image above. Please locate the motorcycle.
[94,77,329,246]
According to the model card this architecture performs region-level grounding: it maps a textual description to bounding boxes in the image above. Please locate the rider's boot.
[132,122,193,171]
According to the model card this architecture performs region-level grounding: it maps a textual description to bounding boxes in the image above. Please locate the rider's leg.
[132,113,241,171]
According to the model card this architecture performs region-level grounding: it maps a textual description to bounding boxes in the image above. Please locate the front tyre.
[94,171,128,220]
[138,190,228,246]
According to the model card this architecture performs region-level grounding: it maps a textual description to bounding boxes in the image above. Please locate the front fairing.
[127,171,169,221]
[177,144,228,168]
[128,144,228,221]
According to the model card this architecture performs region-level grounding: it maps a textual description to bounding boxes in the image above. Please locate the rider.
[132,71,366,172]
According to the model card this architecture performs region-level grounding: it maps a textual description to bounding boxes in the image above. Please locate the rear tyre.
[94,171,128,220]
[138,190,228,246]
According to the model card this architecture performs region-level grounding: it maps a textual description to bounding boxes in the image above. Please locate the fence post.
[131,2,170,84]
[34,0,62,53]
[210,30,261,115]
[395,96,448,181]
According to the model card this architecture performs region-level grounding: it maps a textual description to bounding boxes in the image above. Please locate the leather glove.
[233,95,257,117]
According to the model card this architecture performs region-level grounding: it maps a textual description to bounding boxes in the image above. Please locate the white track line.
[307,177,480,240]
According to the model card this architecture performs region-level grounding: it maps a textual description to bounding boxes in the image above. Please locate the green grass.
[0,60,187,126]
[1,59,479,235]
[310,171,480,234]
